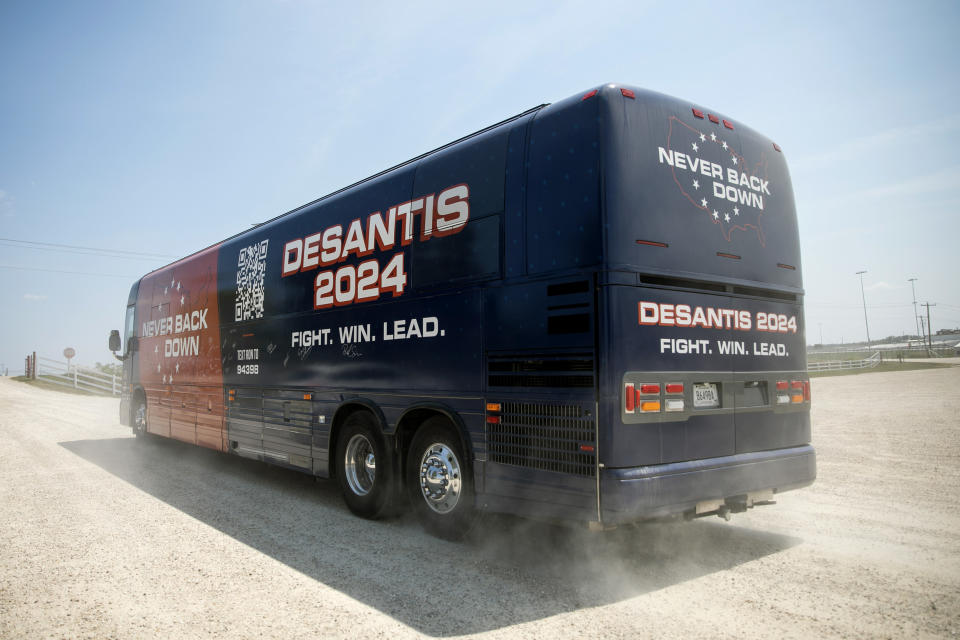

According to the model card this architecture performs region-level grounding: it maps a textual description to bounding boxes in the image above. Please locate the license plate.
[693,383,719,408]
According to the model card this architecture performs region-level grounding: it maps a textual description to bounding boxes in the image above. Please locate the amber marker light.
[486,403,501,412]
[640,401,661,413]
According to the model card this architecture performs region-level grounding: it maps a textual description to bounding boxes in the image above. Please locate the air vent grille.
[488,402,596,476]
[487,352,594,388]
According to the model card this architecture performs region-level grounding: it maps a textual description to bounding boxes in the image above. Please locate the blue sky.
[1,0,958,372]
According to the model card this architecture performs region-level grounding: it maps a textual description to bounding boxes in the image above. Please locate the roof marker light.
[620,88,635,99]
[722,119,734,130]
[708,114,720,124]
[581,89,598,101]
[692,108,705,119]
[773,142,782,152]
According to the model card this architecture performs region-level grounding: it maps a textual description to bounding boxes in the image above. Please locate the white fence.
[33,356,120,396]
[807,351,881,372]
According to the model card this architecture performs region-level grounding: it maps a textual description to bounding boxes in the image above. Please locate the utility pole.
[856,270,871,348]
[908,278,920,340]
[921,302,936,351]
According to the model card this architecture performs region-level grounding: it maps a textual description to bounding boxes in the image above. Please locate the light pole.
[908,277,920,341]
[856,270,871,348]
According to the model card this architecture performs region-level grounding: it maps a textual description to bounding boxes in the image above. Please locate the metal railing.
[807,351,881,372]
[31,356,120,396]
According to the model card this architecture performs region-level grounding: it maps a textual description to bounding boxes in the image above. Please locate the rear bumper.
[600,444,815,524]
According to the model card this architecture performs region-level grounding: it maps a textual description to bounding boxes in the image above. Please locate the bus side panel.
[136,245,226,450]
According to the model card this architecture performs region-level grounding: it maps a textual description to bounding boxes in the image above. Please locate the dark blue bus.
[110,84,815,539]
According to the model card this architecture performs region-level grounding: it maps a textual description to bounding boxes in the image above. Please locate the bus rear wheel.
[335,411,395,519]
[407,417,476,540]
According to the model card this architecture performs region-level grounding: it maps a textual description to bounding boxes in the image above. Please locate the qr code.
[235,240,269,321]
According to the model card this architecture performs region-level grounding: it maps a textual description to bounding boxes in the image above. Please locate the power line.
[0,238,177,259]
[0,265,138,279]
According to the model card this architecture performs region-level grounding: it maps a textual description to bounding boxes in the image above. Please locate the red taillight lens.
[665,383,684,394]
[776,381,788,390]
[803,381,811,402]
[581,89,598,101]
[640,383,660,395]
[486,415,501,424]
[791,380,803,389]
[625,383,635,413]
[620,88,635,99]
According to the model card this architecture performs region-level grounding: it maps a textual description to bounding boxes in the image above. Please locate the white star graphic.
[180,295,185,305]
[164,287,168,295]
[721,141,728,150]
[699,133,706,142]
[154,344,158,353]
[710,132,717,142]
[724,213,731,222]
[162,374,167,384]
[176,281,181,291]
[701,198,708,207]
[156,363,161,373]
[733,207,740,216]
[712,210,719,219]
[171,278,175,288]
[169,375,174,384]
[731,156,738,165]
[175,363,180,373]
[692,180,700,190]
[692,142,699,152]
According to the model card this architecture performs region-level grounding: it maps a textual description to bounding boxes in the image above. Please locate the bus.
[109,83,815,539]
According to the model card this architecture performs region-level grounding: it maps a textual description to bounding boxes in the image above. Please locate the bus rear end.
[595,85,815,524]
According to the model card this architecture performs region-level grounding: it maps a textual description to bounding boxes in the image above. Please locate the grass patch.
[809,361,953,377]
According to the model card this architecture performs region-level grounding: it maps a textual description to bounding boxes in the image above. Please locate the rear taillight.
[624,383,636,413]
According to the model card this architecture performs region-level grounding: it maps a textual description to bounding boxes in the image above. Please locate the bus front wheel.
[407,417,477,540]
[133,395,148,438]
[335,411,395,519]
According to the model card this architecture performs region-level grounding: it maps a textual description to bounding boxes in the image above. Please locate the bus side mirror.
[109,330,121,352]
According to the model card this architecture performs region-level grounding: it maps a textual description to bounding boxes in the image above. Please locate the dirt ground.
[1,364,959,639]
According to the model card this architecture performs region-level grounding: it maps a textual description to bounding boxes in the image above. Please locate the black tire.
[132,394,148,438]
[335,411,396,519]
[406,416,477,540]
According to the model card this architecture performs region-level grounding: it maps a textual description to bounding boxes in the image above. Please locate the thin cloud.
[23,293,47,301]
[793,114,960,172]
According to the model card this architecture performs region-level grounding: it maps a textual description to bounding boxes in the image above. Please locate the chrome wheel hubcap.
[134,404,147,434]
[418,443,461,514]
[344,434,376,496]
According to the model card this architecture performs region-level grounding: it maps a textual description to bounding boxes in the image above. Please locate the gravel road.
[1,365,959,639]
